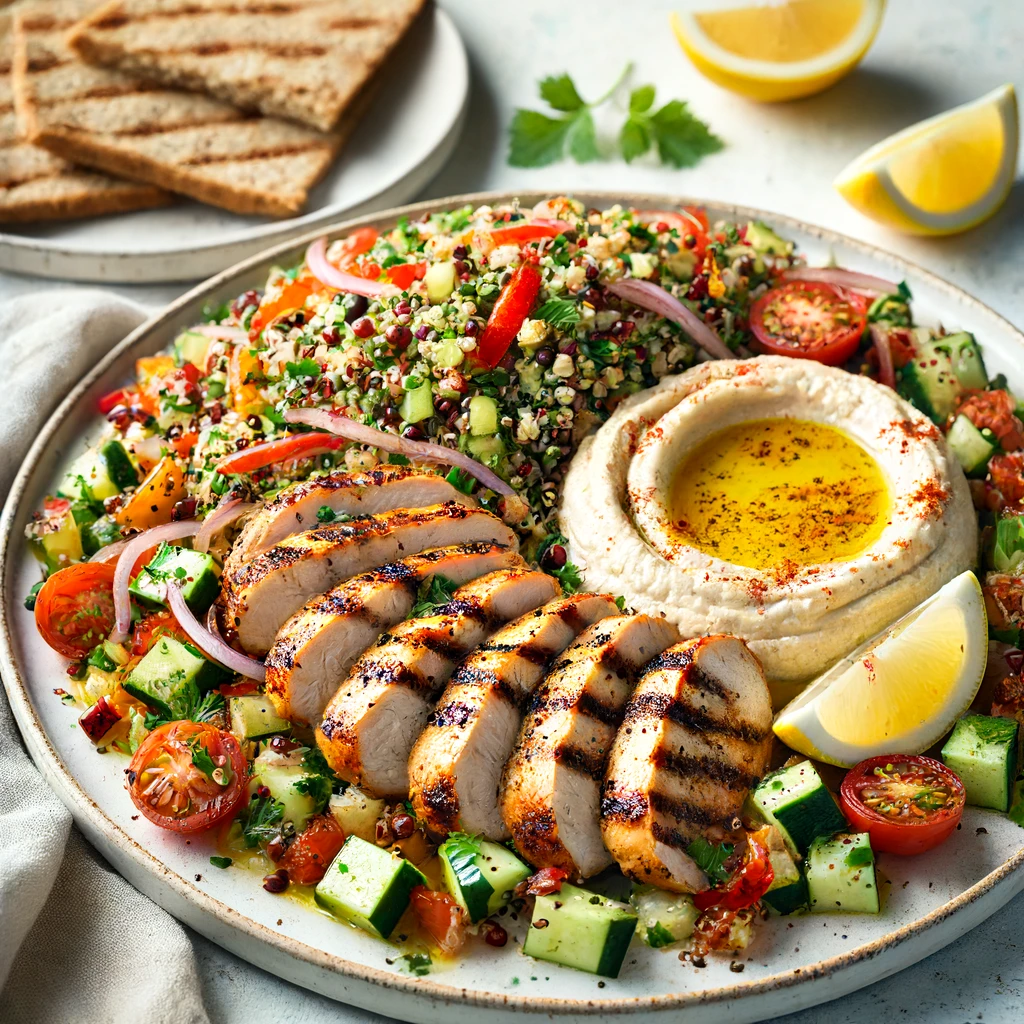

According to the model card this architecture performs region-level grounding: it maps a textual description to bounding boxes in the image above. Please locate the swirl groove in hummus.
[559,356,978,684]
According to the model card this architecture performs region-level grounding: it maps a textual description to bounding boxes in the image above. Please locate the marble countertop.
[5,0,1023,1021]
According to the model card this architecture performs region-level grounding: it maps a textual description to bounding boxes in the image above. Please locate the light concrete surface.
[5,0,1024,1020]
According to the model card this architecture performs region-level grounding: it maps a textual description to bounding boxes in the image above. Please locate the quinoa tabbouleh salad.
[22,196,1024,981]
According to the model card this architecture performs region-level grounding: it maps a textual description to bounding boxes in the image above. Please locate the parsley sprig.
[509,63,722,169]
[143,682,225,731]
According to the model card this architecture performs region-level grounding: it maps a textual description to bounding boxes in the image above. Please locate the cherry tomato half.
[127,720,247,834]
[839,755,965,856]
[278,815,346,885]
[131,609,189,657]
[35,561,117,659]
[750,280,868,366]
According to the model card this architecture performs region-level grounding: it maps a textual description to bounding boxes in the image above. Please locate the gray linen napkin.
[0,291,209,1024]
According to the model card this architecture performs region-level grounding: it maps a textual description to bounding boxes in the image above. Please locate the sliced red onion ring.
[870,324,897,390]
[607,278,733,360]
[283,408,515,497]
[194,497,258,554]
[195,323,247,341]
[90,538,128,564]
[306,236,396,298]
[110,520,201,643]
[782,267,900,296]
[166,583,266,682]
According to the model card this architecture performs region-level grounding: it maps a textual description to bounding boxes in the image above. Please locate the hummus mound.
[559,356,978,683]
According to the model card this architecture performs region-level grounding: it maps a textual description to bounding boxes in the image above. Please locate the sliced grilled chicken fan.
[221,503,516,655]
[409,594,619,840]
[317,569,560,797]
[264,542,522,727]
[501,614,679,878]
[226,466,475,569]
[601,635,773,893]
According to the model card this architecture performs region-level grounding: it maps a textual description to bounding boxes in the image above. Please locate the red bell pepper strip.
[215,432,344,475]
[692,829,774,912]
[489,222,567,245]
[98,387,141,414]
[475,261,543,369]
[336,226,379,268]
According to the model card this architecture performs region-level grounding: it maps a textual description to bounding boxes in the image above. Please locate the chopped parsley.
[210,856,233,869]
[445,467,476,495]
[23,581,44,611]
[619,86,723,168]
[399,952,432,976]
[285,358,322,381]
[316,505,354,525]
[411,574,459,618]
[551,561,582,595]
[189,737,220,781]
[645,923,677,949]
[240,794,285,848]
[686,837,734,884]
[846,845,874,869]
[144,682,225,731]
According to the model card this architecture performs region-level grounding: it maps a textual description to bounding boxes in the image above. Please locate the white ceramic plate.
[0,7,467,285]
[3,192,1024,1024]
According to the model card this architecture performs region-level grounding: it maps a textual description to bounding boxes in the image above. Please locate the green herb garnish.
[509,64,721,169]
[645,922,677,949]
[534,298,581,330]
[240,795,285,848]
[210,856,233,869]
[316,505,354,525]
[686,837,734,884]
[411,574,459,618]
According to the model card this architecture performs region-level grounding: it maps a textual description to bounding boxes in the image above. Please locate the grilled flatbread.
[13,0,344,217]
[67,0,426,133]
[0,7,168,224]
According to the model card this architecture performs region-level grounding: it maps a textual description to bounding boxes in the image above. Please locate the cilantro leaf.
[687,838,734,883]
[539,73,584,112]
[508,109,575,168]
[285,358,321,380]
[619,116,651,164]
[411,574,459,618]
[240,795,285,848]
[629,84,656,114]
[566,107,599,163]
[648,99,724,168]
[614,595,626,612]
[534,299,581,330]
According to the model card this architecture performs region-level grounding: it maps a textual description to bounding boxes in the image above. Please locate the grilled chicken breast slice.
[317,569,560,797]
[264,542,523,727]
[226,466,475,569]
[409,594,620,840]
[501,614,679,878]
[601,635,773,893]
[221,503,516,654]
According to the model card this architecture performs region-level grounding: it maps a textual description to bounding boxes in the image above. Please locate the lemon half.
[671,0,886,103]
[834,83,1018,235]
[773,570,987,767]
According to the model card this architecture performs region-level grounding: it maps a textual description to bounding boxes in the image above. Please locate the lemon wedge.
[773,571,987,767]
[670,0,886,103]
[835,84,1018,235]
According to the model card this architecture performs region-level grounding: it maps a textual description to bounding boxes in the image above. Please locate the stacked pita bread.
[4,0,425,223]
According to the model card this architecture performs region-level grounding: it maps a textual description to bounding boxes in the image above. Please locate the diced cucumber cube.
[942,715,1019,812]
[315,836,427,939]
[124,636,227,717]
[59,446,119,502]
[946,415,997,476]
[38,508,84,571]
[250,759,322,832]
[174,330,211,370]
[806,833,878,915]
[129,543,220,613]
[899,343,962,425]
[439,836,530,923]
[630,886,699,948]
[100,440,139,491]
[399,382,434,424]
[762,826,808,916]
[523,883,638,978]
[466,434,504,461]
[941,331,988,391]
[752,760,847,856]
[229,694,291,742]
[468,395,499,436]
